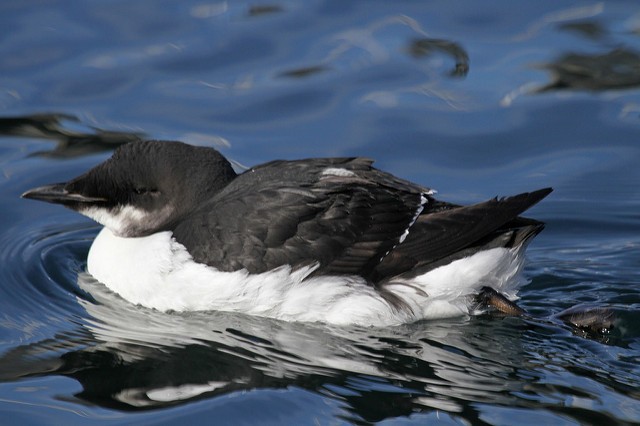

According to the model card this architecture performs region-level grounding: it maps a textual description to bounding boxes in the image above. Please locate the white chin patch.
[79,205,152,237]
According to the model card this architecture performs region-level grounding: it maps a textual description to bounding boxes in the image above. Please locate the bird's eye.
[133,187,159,196]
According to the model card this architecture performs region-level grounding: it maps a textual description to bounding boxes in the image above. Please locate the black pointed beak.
[21,183,107,205]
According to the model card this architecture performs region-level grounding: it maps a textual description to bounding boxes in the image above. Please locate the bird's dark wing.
[373,188,552,281]
[172,157,430,278]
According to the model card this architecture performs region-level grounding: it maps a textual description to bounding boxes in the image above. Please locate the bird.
[22,140,552,326]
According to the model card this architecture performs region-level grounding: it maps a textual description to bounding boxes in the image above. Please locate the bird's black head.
[22,140,237,237]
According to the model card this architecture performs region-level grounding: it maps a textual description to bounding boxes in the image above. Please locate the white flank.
[87,228,528,327]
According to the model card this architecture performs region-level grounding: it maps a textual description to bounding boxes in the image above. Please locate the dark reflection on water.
[408,38,469,77]
[247,4,284,17]
[558,20,607,40]
[537,48,640,93]
[1,0,640,424]
[278,64,331,79]
[0,114,143,158]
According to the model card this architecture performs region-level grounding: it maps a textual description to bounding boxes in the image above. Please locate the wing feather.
[173,158,428,277]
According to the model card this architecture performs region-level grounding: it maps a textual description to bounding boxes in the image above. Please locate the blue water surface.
[1,0,640,424]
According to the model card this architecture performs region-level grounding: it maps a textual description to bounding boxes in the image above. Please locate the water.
[1,0,640,424]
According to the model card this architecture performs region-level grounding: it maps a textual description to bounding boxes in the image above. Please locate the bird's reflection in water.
[0,273,537,422]
[0,270,628,422]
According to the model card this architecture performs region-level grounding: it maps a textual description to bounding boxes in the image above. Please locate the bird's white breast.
[87,227,527,326]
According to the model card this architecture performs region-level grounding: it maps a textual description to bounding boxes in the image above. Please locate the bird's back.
[172,156,551,285]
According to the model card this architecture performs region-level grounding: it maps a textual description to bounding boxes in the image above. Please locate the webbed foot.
[474,286,526,316]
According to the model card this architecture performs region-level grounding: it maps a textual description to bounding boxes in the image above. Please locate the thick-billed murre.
[22,140,552,326]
